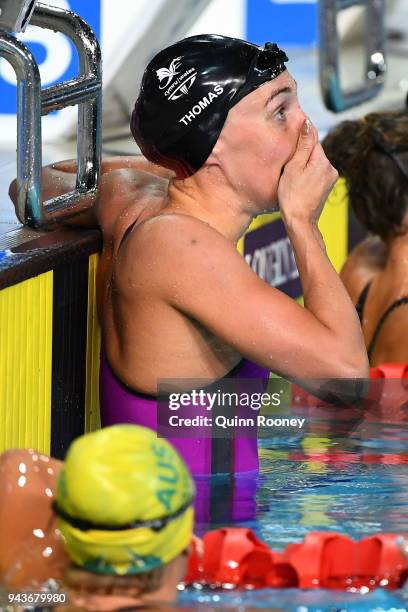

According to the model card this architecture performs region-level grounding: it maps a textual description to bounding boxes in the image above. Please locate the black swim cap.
[131,34,288,178]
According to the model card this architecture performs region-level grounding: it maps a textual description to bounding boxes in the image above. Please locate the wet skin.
[341,229,408,365]
[0,449,68,588]
[0,449,188,608]
[10,71,369,394]
[340,235,388,306]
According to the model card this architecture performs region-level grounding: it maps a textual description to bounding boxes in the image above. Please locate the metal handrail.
[0,2,102,227]
[318,0,386,113]
[0,32,42,224]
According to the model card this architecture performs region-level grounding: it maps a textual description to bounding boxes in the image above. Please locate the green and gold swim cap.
[54,425,195,576]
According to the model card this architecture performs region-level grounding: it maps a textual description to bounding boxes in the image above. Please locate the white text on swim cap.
[156,57,182,89]
[179,85,224,126]
[157,55,198,101]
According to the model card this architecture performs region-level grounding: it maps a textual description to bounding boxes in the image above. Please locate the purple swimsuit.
[100,347,269,477]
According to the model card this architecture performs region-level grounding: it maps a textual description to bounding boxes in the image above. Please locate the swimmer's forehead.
[231,72,298,113]
[257,72,298,100]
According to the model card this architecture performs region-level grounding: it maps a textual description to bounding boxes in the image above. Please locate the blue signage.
[0,0,101,115]
[246,0,317,47]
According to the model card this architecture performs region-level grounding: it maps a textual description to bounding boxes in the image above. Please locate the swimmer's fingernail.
[302,118,312,135]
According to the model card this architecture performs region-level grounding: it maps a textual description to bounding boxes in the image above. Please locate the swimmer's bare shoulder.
[340,235,387,304]
[116,213,363,381]
[96,166,169,241]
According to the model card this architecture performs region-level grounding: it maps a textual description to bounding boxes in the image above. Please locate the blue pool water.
[179,396,408,611]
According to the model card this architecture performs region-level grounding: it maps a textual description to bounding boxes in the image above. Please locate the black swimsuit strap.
[367,296,408,359]
[355,282,371,322]
[119,219,138,250]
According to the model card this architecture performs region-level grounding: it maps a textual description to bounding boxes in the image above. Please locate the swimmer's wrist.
[281,214,318,234]
[283,216,326,253]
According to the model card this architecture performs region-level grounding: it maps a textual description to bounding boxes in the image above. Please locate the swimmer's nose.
[297,109,308,134]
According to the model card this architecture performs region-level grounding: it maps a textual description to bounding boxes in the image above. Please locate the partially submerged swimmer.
[0,425,194,610]
[323,111,408,365]
[106,36,368,390]
[0,449,67,589]
[9,36,368,419]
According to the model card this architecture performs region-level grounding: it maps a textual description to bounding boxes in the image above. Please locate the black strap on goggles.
[52,497,193,533]
[255,42,288,72]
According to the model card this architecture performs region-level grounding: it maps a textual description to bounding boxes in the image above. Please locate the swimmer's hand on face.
[278,119,338,227]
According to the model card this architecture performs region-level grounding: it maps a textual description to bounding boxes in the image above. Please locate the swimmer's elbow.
[309,376,369,407]
[329,352,370,404]
[339,350,370,381]
[344,363,370,384]
[340,370,370,404]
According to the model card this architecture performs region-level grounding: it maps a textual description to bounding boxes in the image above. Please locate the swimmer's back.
[341,236,408,365]
[97,169,242,395]
[355,272,408,365]
[340,235,387,304]
[95,164,171,311]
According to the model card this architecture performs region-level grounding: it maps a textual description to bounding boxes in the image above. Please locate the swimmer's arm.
[8,162,96,228]
[53,156,175,179]
[284,217,369,386]
[275,125,368,384]
[122,216,369,400]
[8,156,174,228]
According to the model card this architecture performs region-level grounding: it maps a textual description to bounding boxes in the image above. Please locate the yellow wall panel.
[318,178,348,273]
[0,273,53,454]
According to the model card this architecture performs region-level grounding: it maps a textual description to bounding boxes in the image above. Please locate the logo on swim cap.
[156,55,197,101]
[156,57,182,89]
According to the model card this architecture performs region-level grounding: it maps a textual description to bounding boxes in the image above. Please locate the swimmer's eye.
[275,106,287,121]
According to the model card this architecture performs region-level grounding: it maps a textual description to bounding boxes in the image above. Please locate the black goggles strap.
[52,497,193,533]
[254,42,288,72]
